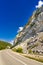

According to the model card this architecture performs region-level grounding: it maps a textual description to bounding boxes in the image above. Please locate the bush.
[28,49,32,54]
[16,47,23,53]
[12,47,23,53]
[30,22,35,28]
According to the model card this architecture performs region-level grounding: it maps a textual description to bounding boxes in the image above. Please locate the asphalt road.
[0,49,43,65]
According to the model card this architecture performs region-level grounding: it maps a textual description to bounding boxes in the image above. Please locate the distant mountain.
[0,41,12,50]
[13,6,43,54]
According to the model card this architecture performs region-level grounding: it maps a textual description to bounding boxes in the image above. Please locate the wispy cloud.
[10,40,14,45]
[17,27,23,33]
[36,0,43,8]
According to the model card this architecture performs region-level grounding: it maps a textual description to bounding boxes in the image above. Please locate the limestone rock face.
[14,6,43,54]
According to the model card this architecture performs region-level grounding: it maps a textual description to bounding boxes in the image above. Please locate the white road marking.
[6,52,27,65]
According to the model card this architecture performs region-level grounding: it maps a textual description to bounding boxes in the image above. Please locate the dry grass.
[21,54,43,63]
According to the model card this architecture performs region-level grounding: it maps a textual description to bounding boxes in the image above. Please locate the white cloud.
[36,0,43,8]
[10,40,14,45]
[17,27,23,33]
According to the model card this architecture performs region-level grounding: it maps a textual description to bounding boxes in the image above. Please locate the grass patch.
[23,55,43,63]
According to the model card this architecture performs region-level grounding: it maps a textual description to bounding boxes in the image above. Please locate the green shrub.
[28,49,32,54]
[30,22,35,28]
[12,47,23,53]
[16,47,23,53]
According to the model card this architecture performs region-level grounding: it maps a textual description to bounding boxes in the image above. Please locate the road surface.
[0,49,43,65]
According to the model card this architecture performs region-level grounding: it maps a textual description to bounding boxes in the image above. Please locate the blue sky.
[0,0,43,42]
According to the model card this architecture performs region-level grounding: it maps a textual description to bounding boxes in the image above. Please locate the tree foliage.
[0,41,12,50]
